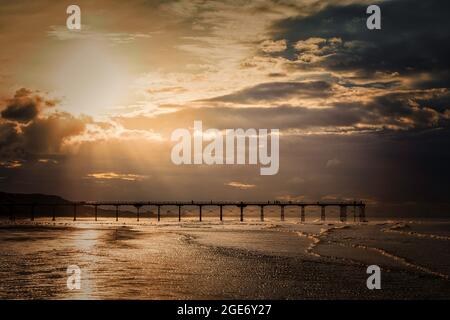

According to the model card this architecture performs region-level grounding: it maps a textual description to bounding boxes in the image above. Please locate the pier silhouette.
[2,200,366,222]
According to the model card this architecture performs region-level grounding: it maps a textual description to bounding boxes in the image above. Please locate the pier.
[1,200,366,222]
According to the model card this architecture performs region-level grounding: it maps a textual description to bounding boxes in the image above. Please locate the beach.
[0,218,449,299]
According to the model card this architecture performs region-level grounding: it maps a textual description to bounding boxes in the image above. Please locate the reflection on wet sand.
[0,219,449,299]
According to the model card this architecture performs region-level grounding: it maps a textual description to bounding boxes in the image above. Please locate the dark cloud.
[21,112,86,155]
[1,88,57,123]
[0,89,86,161]
[206,81,332,103]
[339,80,401,89]
[414,91,450,114]
[272,0,450,85]
[0,121,18,147]
[355,91,449,129]
[118,88,449,133]
[115,105,358,132]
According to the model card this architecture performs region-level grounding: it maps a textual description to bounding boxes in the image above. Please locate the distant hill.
[0,192,71,205]
[0,192,139,218]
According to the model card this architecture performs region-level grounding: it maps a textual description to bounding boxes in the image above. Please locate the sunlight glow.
[48,39,132,117]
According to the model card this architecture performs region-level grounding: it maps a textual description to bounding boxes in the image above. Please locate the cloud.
[1,88,57,123]
[208,80,333,103]
[86,172,147,181]
[47,25,153,44]
[260,39,287,53]
[0,121,19,148]
[272,0,450,86]
[340,80,401,89]
[0,89,87,160]
[0,160,22,169]
[226,181,256,190]
[362,91,448,129]
[37,158,58,164]
[116,87,450,134]
[0,88,168,163]
[294,37,342,54]
[21,112,86,155]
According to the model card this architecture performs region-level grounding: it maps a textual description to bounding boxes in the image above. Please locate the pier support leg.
[52,205,56,221]
[137,207,140,222]
[280,206,285,221]
[260,206,264,222]
[73,205,77,221]
[240,206,244,222]
[321,206,325,221]
[115,205,119,222]
[178,205,181,222]
[157,205,161,222]
[359,205,366,222]
[340,206,347,222]
[301,206,305,222]
[219,205,223,222]
[95,205,98,221]
[199,205,202,222]
[8,205,13,221]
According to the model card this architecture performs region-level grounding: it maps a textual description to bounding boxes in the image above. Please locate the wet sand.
[0,218,449,299]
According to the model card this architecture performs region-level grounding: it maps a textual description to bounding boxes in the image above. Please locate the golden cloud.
[86,172,147,181]
[226,181,256,190]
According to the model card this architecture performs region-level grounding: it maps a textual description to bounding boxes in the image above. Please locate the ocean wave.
[342,242,449,280]
[293,223,449,280]
[382,222,450,241]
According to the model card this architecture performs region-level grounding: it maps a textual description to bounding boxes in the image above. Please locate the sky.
[0,0,449,216]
